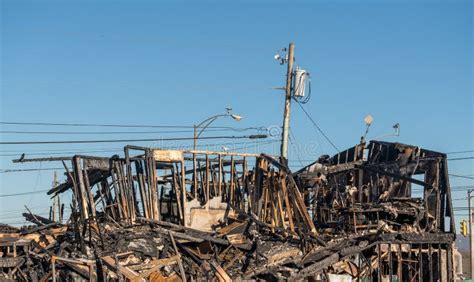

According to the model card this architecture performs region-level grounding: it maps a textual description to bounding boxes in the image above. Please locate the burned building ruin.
[0,141,456,281]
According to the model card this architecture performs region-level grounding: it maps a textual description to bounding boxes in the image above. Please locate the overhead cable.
[0,134,267,145]
[293,99,339,153]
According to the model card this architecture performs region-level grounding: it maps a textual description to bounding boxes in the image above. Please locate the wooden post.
[181,160,187,227]
[281,174,294,232]
[218,155,223,197]
[230,157,235,206]
[169,231,187,282]
[193,153,198,198]
[82,167,97,220]
[73,157,89,221]
[206,155,210,211]
[147,151,159,220]
[280,43,295,161]
[172,164,183,224]
[135,161,149,218]
[51,256,56,282]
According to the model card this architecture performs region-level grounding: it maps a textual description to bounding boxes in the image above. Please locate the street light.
[360,115,400,142]
[375,123,400,140]
[193,108,242,150]
[230,114,242,121]
[361,114,374,143]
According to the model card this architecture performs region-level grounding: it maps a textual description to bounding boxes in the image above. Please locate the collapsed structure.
[0,141,456,281]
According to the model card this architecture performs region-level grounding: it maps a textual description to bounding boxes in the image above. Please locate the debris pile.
[1,141,457,281]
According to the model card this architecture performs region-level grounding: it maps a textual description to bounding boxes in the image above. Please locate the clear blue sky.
[1,0,472,225]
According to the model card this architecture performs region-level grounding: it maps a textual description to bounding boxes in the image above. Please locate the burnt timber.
[0,141,456,281]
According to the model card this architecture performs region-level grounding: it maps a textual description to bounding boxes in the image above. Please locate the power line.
[288,129,306,168]
[0,147,124,153]
[0,130,195,134]
[0,168,64,173]
[0,134,267,145]
[449,174,474,180]
[0,127,265,135]
[293,99,339,152]
[0,140,275,157]
[0,121,195,128]
[447,185,474,189]
[0,140,279,173]
[411,185,474,191]
[446,150,474,155]
[0,189,50,197]
[230,139,281,152]
[0,149,122,157]
[449,156,474,161]
[0,121,268,131]
[0,149,127,157]
[287,157,474,163]
[0,140,261,153]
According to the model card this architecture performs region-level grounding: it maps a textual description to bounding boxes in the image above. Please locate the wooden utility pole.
[469,189,474,278]
[52,171,59,222]
[280,43,295,162]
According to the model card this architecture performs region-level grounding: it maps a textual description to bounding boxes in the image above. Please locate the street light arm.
[374,132,397,141]
[193,110,242,151]
[195,114,229,139]
[374,124,400,141]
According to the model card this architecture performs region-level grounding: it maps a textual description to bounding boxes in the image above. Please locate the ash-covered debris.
[0,141,456,281]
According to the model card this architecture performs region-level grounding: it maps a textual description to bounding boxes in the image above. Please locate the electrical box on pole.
[293,67,309,98]
[277,43,311,163]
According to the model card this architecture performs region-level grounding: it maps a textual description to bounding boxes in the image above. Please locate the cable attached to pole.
[294,99,339,153]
